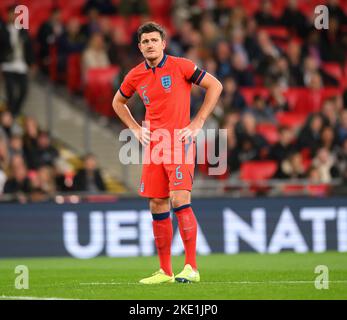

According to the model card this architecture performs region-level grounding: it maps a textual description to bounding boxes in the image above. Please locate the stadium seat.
[321,62,343,85]
[240,87,269,106]
[259,27,289,40]
[148,0,172,18]
[307,184,330,196]
[275,112,307,130]
[85,66,120,117]
[67,53,82,94]
[256,123,280,144]
[284,87,342,114]
[240,160,278,182]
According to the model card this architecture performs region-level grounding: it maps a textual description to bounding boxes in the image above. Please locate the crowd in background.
[1,0,347,200]
[0,109,106,202]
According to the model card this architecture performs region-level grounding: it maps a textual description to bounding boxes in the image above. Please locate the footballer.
[113,22,222,284]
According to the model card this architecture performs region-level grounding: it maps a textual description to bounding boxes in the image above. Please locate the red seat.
[256,123,279,145]
[85,66,120,117]
[276,112,307,130]
[284,87,342,114]
[282,184,305,195]
[148,0,172,18]
[321,62,343,84]
[67,53,82,93]
[259,27,289,40]
[240,160,278,182]
[49,44,58,82]
[240,87,269,106]
[307,184,330,196]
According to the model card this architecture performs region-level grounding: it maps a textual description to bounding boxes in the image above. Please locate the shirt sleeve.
[178,57,206,85]
[119,71,136,99]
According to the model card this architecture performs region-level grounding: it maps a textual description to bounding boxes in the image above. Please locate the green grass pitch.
[0,252,346,300]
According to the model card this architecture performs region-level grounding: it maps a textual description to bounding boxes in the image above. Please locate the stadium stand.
[1,0,347,200]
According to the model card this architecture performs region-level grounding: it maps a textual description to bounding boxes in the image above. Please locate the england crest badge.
[161,75,171,89]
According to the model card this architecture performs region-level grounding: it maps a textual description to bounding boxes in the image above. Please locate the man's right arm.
[112,91,150,145]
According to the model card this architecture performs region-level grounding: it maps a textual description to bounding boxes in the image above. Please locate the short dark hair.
[137,22,166,42]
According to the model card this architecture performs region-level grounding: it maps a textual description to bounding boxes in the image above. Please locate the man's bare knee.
[149,198,170,213]
[170,191,191,208]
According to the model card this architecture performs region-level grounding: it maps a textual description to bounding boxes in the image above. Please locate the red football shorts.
[138,137,196,198]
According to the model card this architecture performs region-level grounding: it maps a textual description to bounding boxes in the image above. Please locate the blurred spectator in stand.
[337,109,347,143]
[54,158,74,192]
[302,30,322,65]
[302,56,339,87]
[319,16,345,63]
[211,0,232,30]
[297,113,324,155]
[326,0,347,27]
[255,30,281,76]
[244,18,261,66]
[230,26,249,68]
[307,166,321,183]
[73,153,106,192]
[336,138,347,178]
[280,0,309,38]
[0,110,22,139]
[312,147,339,183]
[307,71,323,91]
[220,76,246,112]
[22,117,39,169]
[108,26,131,66]
[83,0,117,15]
[248,94,275,123]
[169,20,195,56]
[0,136,10,171]
[215,40,232,79]
[267,83,289,113]
[235,112,268,163]
[274,151,306,179]
[320,98,339,131]
[35,131,59,168]
[0,6,34,117]
[317,126,337,154]
[254,0,279,26]
[286,40,304,86]
[226,5,247,32]
[3,154,31,202]
[8,134,24,159]
[82,33,110,79]
[230,51,254,86]
[81,8,101,38]
[268,126,296,163]
[218,112,239,173]
[29,165,56,202]
[37,8,64,74]
[119,0,149,16]
[57,18,87,75]
[200,17,222,51]
[266,56,291,88]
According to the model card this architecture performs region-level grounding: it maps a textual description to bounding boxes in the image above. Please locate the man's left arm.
[178,73,223,141]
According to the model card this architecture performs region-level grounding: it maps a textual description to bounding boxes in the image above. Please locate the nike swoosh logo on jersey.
[173,182,182,186]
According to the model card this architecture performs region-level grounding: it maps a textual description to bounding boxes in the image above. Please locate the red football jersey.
[119,54,206,135]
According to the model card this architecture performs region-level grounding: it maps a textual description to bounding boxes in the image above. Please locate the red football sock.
[152,212,173,276]
[174,204,197,270]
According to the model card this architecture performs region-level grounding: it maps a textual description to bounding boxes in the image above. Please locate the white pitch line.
[0,295,78,300]
[79,280,347,286]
